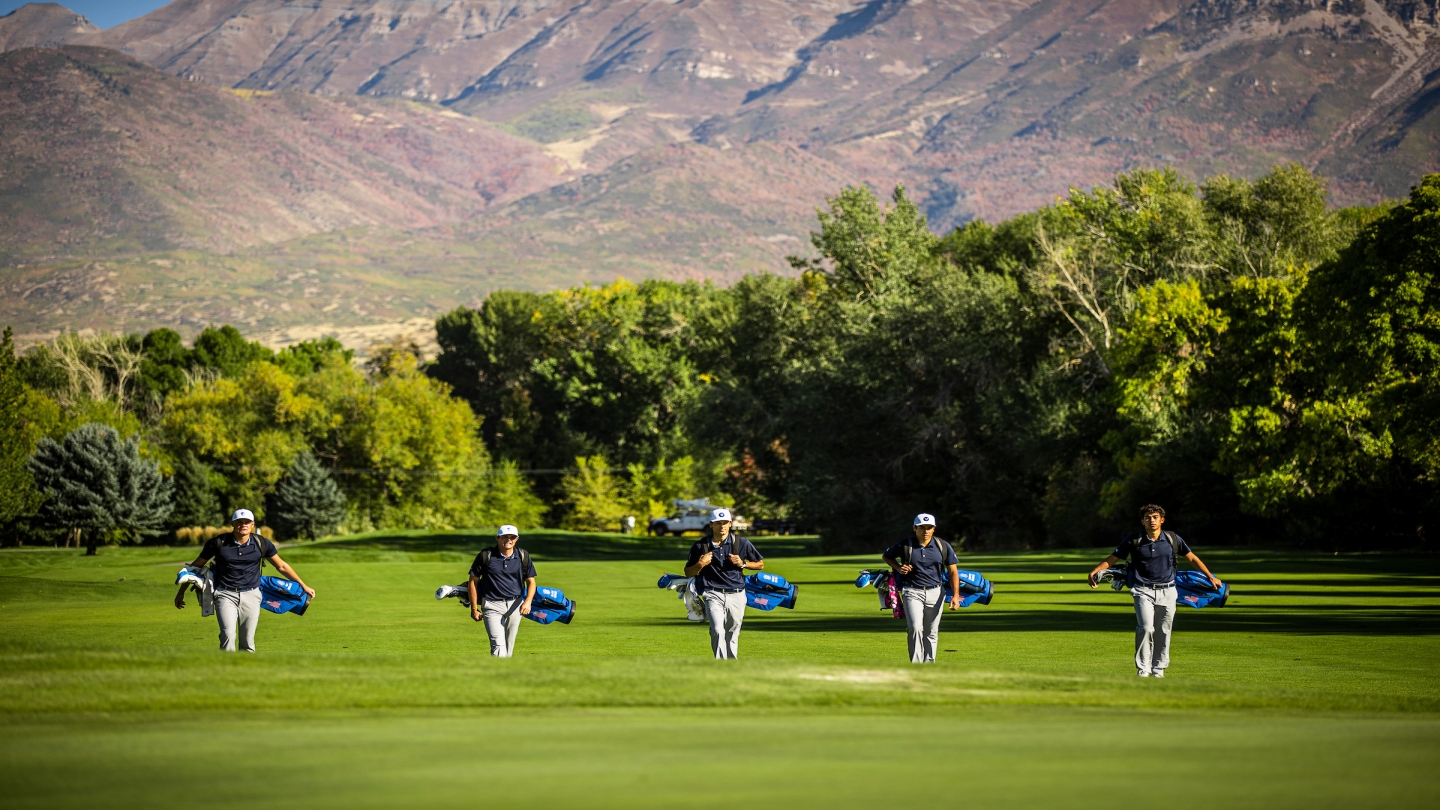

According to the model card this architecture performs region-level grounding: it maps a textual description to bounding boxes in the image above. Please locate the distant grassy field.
[2,530,1437,808]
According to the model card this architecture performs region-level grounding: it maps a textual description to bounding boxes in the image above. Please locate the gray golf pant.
[482,597,524,658]
[903,586,944,663]
[1133,584,1177,675]
[703,590,747,659]
[215,588,262,653]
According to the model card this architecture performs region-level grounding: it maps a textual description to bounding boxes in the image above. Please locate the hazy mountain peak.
[0,2,99,51]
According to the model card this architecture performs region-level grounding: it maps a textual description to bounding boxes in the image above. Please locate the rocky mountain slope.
[0,45,566,262]
[1,0,1438,343]
[71,0,1440,213]
[0,2,95,50]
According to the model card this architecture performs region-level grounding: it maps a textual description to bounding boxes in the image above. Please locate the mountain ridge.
[1,0,1438,343]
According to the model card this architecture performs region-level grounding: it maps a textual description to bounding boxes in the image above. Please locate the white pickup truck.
[647,499,747,536]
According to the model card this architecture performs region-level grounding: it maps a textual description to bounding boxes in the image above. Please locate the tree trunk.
[83,529,96,556]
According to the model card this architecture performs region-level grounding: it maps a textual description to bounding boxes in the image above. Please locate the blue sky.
[1,1,171,29]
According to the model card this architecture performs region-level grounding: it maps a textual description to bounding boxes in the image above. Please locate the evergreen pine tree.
[28,423,173,554]
[269,451,345,540]
[166,452,221,531]
[0,327,42,525]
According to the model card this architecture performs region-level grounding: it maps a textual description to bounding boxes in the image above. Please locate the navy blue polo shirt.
[200,532,278,591]
[685,535,763,593]
[883,537,958,589]
[1112,532,1191,586]
[469,547,537,601]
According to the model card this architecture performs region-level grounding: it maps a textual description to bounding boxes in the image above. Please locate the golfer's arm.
[524,577,537,604]
[883,555,901,573]
[1184,552,1219,582]
[743,557,764,571]
[268,555,309,589]
[683,558,704,577]
[948,564,960,594]
[467,576,480,608]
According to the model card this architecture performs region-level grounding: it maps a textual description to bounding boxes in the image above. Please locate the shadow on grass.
[730,606,1440,636]
[316,530,823,561]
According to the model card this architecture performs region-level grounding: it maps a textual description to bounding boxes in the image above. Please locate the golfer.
[883,513,962,663]
[1089,504,1222,677]
[467,524,536,658]
[683,507,763,659]
[173,509,316,652]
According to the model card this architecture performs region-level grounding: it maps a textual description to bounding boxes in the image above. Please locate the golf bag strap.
[207,531,270,572]
[902,537,952,567]
[1123,532,1179,582]
[476,546,530,580]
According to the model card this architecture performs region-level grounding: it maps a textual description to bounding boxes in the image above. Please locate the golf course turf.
[1,529,1437,808]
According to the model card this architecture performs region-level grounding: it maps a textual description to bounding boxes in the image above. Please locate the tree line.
[2,165,1435,551]
[431,166,1438,551]
[0,327,545,552]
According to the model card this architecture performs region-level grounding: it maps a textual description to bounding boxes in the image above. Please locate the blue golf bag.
[744,571,798,611]
[855,567,994,612]
[525,585,576,625]
[1098,565,1229,608]
[1175,570,1229,608]
[433,581,576,624]
[259,576,310,615]
[943,569,995,607]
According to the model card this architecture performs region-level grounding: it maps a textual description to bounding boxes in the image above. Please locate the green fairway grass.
[2,530,1437,808]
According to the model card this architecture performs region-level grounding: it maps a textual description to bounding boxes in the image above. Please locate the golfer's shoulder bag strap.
[478,547,530,576]
[935,537,955,563]
[903,537,951,566]
[1162,531,1179,572]
[255,531,270,571]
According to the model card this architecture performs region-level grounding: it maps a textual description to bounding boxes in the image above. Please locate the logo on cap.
[709,508,732,523]
[913,513,936,526]
[496,524,520,537]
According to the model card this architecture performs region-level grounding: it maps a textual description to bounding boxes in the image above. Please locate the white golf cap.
[231,509,255,522]
[709,507,732,523]
[496,524,519,537]
[913,513,936,527]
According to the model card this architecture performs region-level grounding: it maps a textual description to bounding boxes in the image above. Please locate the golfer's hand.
[470,606,482,622]
[520,601,532,616]
[948,596,961,610]
[898,564,913,575]
[727,553,744,568]
[303,586,316,599]
[698,552,714,568]
[174,593,186,610]
[1088,569,1102,589]
[1209,576,1222,589]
